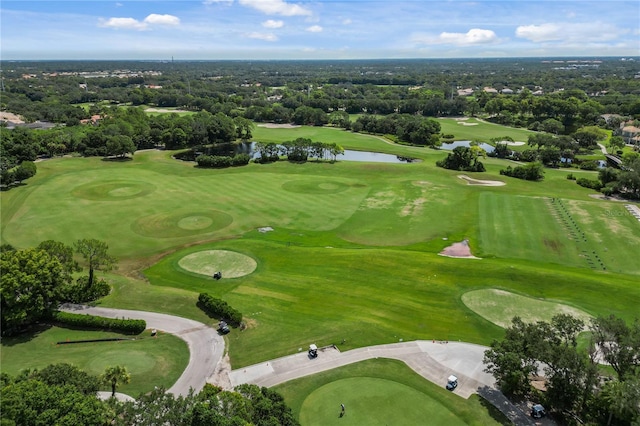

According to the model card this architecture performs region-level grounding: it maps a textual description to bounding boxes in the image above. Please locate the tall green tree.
[102,365,130,398]
[74,239,116,287]
[0,248,67,335]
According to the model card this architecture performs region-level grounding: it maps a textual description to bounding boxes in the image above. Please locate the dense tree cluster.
[254,138,345,163]
[500,162,545,181]
[484,314,640,425]
[351,114,441,146]
[0,239,116,335]
[1,365,299,426]
[436,146,486,172]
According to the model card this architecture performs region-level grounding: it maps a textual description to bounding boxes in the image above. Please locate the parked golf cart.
[446,375,458,391]
[218,321,230,334]
[531,404,546,419]
[308,344,318,358]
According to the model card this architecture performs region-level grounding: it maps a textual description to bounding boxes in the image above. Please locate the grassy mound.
[461,289,593,328]
[178,250,257,278]
[71,180,156,201]
[300,377,465,425]
[131,210,233,238]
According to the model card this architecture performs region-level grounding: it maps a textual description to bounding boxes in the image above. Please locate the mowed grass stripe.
[478,192,583,267]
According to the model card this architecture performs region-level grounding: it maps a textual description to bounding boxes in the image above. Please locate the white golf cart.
[308,344,318,358]
[446,375,458,391]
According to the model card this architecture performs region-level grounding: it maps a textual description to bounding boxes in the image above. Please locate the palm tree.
[102,365,130,398]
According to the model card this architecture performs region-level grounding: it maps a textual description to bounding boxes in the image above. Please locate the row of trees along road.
[484,314,640,425]
[0,239,116,336]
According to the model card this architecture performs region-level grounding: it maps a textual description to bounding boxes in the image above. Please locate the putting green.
[86,349,156,376]
[462,289,593,328]
[282,179,353,194]
[178,249,257,278]
[131,210,233,238]
[299,377,465,426]
[71,180,156,201]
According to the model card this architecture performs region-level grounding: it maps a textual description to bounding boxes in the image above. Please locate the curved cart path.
[62,306,533,424]
[60,304,225,397]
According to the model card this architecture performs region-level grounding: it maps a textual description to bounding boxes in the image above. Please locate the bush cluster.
[500,162,544,181]
[64,277,110,303]
[53,311,146,334]
[576,177,603,190]
[198,293,243,326]
[196,153,251,168]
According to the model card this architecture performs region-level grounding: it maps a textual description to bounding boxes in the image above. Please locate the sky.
[1,0,639,60]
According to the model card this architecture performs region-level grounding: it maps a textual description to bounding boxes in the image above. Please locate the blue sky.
[2,0,639,60]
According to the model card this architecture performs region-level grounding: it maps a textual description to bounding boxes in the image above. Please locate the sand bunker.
[144,108,190,113]
[0,112,25,123]
[496,140,526,146]
[179,250,257,279]
[438,239,480,259]
[457,122,478,126]
[256,123,301,128]
[458,175,506,187]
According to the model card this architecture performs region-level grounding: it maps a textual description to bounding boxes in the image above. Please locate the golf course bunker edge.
[178,250,258,279]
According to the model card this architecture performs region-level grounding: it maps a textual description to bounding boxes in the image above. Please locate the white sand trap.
[0,112,25,123]
[458,175,506,187]
[144,108,190,113]
[457,122,479,126]
[496,140,526,146]
[256,123,301,128]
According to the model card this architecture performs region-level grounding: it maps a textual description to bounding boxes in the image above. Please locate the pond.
[204,142,418,163]
[440,140,495,154]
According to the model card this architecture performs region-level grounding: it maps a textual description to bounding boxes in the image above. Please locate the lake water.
[440,140,495,153]
[239,142,416,163]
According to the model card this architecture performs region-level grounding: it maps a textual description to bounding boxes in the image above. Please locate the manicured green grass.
[178,249,257,277]
[436,117,535,143]
[461,289,593,328]
[274,358,510,426]
[0,325,188,397]
[2,123,638,397]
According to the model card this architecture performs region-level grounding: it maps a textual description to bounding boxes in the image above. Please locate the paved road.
[60,304,224,397]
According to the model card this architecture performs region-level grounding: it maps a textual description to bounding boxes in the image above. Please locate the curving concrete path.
[61,306,534,424]
[60,304,225,397]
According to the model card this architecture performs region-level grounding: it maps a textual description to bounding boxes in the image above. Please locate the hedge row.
[53,311,146,335]
[196,154,251,168]
[198,293,243,326]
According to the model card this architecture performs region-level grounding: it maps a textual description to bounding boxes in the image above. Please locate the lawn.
[0,325,189,397]
[436,117,535,143]
[274,358,509,426]
[1,123,639,415]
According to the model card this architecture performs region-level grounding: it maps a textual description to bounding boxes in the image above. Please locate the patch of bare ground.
[209,352,233,390]
[438,239,481,259]
[144,108,190,113]
[0,112,25,123]
[458,174,506,187]
[399,197,427,217]
[565,200,593,225]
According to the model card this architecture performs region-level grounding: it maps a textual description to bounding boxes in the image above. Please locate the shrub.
[500,162,544,181]
[566,173,576,180]
[198,293,243,326]
[578,160,598,171]
[576,177,603,190]
[231,153,251,166]
[63,277,110,304]
[53,311,146,334]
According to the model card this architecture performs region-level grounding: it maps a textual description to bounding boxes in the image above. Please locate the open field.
[436,117,535,143]
[274,358,509,426]
[0,326,188,397]
[2,123,639,410]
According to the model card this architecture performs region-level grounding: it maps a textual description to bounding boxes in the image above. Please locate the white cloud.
[342,18,352,25]
[516,22,622,43]
[239,0,311,16]
[99,13,180,30]
[246,32,278,41]
[414,29,498,46]
[115,2,123,7]
[144,14,180,26]
[262,19,284,28]
[306,25,322,33]
[203,0,234,4]
[99,17,147,30]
